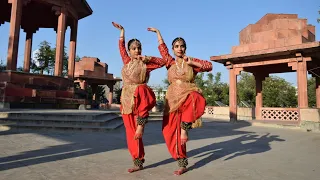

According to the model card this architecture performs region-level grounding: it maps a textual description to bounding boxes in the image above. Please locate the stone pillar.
[316,77,320,108]
[68,19,78,79]
[23,32,33,72]
[229,68,238,122]
[297,61,308,108]
[54,8,67,76]
[108,84,114,104]
[255,75,263,120]
[7,0,23,71]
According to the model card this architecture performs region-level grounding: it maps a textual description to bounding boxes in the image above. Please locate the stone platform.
[0,109,122,131]
[0,109,163,131]
[0,71,87,109]
[0,120,319,180]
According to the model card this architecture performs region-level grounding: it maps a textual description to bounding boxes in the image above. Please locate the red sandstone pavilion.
[0,0,121,109]
[211,14,320,124]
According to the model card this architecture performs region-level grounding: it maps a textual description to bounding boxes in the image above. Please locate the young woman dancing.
[112,22,165,173]
[148,27,213,175]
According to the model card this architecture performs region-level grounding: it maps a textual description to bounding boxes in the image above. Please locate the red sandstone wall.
[74,57,111,78]
[234,14,316,54]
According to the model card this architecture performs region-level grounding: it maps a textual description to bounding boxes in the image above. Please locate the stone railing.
[202,106,254,120]
[202,106,303,122]
[261,107,300,121]
[107,105,320,127]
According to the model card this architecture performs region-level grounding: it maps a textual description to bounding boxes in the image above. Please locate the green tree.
[212,72,229,105]
[114,84,122,104]
[75,55,81,62]
[85,85,106,103]
[194,72,205,90]
[163,72,229,106]
[237,72,256,107]
[52,46,69,77]
[308,77,316,107]
[318,9,320,23]
[113,82,122,104]
[237,73,298,108]
[16,67,23,72]
[31,41,54,74]
[0,59,23,72]
[163,78,170,88]
[157,87,163,100]
[203,72,229,106]
[263,76,297,107]
[31,41,76,77]
[96,86,106,102]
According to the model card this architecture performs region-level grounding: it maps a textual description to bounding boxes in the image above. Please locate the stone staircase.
[0,110,164,132]
[0,110,124,131]
[148,113,164,121]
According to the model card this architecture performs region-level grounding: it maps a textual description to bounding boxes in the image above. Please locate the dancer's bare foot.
[174,167,188,175]
[134,125,144,139]
[181,128,188,145]
[128,166,143,173]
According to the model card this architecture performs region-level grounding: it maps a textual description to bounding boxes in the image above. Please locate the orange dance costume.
[118,38,165,168]
[158,42,212,168]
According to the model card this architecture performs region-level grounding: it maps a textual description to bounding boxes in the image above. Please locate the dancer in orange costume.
[148,27,213,175]
[112,22,165,173]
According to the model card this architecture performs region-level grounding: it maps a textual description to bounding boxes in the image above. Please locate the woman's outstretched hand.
[147,27,158,33]
[148,27,163,44]
[112,22,123,30]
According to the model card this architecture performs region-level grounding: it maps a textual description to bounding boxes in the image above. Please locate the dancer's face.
[172,40,186,58]
[129,42,142,59]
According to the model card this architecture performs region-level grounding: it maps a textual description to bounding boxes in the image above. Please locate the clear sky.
[0,0,319,87]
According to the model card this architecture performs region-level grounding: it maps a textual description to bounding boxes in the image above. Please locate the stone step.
[0,110,124,131]
[148,114,163,121]
[0,111,117,121]
[0,115,122,127]
[113,112,163,120]
[0,110,164,132]
[0,120,124,131]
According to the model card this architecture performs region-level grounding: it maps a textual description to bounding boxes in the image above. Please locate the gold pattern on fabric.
[164,59,202,115]
[121,60,147,114]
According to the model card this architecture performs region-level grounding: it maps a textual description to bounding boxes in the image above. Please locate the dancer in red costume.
[112,22,165,173]
[148,27,213,175]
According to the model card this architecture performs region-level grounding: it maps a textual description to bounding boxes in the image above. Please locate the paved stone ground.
[1,120,319,180]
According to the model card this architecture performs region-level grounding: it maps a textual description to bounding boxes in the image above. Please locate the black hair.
[171,37,187,49]
[127,39,141,50]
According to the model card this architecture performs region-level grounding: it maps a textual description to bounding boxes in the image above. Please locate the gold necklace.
[126,58,137,71]
[175,58,185,75]
[124,59,138,77]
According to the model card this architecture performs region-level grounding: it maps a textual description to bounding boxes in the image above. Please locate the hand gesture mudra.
[183,55,193,65]
[137,55,145,61]
[137,55,149,63]
[112,22,123,30]
[147,27,158,33]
